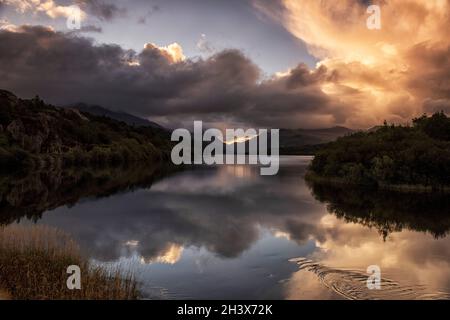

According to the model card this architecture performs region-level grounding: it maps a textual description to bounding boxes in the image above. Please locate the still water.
[6,156,450,299]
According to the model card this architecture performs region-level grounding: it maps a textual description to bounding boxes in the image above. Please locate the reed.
[0,225,139,300]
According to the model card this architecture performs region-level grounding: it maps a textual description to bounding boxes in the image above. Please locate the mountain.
[70,103,163,129]
[71,103,353,156]
[220,126,354,155]
[0,90,172,171]
[279,126,355,154]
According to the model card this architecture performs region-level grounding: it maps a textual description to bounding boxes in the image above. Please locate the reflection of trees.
[307,181,450,239]
[0,164,176,225]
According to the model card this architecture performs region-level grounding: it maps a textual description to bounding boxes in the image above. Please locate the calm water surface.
[11,156,450,299]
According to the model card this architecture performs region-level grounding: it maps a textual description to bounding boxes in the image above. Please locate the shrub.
[310,113,450,188]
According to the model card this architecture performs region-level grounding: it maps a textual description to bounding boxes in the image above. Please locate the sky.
[0,0,449,129]
[0,0,317,75]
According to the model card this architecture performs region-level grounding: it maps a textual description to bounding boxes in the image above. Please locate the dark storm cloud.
[406,42,450,102]
[404,42,450,116]
[77,0,127,21]
[137,4,160,24]
[0,25,341,128]
[423,99,450,114]
[72,24,103,33]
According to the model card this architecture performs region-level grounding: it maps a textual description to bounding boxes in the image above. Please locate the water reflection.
[26,157,322,262]
[1,156,449,299]
[0,164,173,225]
[307,182,450,239]
[287,179,450,299]
[284,215,450,300]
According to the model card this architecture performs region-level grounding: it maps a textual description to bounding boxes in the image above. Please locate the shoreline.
[305,171,450,194]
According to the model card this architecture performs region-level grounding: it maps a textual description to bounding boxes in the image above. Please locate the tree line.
[309,112,450,189]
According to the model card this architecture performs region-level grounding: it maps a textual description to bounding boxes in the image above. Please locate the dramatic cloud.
[1,0,125,21]
[67,24,102,34]
[0,18,10,27]
[196,33,216,55]
[143,42,186,63]
[0,25,344,128]
[2,0,85,19]
[254,0,450,127]
[137,4,160,24]
[1,1,449,128]
[76,0,126,21]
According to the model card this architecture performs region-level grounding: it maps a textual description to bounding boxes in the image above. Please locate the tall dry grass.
[0,225,139,300]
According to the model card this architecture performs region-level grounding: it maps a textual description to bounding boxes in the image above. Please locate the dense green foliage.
[0,90,172,170]
[310,112,450,189]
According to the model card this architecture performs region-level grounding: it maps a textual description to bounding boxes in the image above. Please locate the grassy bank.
[0,225,139,300]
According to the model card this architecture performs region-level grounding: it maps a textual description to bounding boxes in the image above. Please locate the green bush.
[310,113,450,188]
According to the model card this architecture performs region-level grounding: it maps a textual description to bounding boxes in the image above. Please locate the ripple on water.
[290,258,450,300]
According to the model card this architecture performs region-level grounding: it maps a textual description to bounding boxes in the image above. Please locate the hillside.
[224,126,354,155]
[279,126,354,154]
[70,103,163,129]
[308,112,450,191]
[0,90,172,171]
[66,107,352,156]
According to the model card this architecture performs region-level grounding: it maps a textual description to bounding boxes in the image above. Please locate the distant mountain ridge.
[69,104,354,155]
[280,126,354,154]
[280,126,355,147]
[67,101,354,155]
[220,126,355,155]
[70,103,163,129]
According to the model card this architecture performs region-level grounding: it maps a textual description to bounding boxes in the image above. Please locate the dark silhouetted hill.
[0,90,172,171]
[70,103,163,129]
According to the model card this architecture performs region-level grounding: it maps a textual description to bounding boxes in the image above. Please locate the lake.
[5,156,450,299]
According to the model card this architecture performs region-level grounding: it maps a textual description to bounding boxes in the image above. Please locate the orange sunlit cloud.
[144,42,186,64]
[257,0,450,128]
